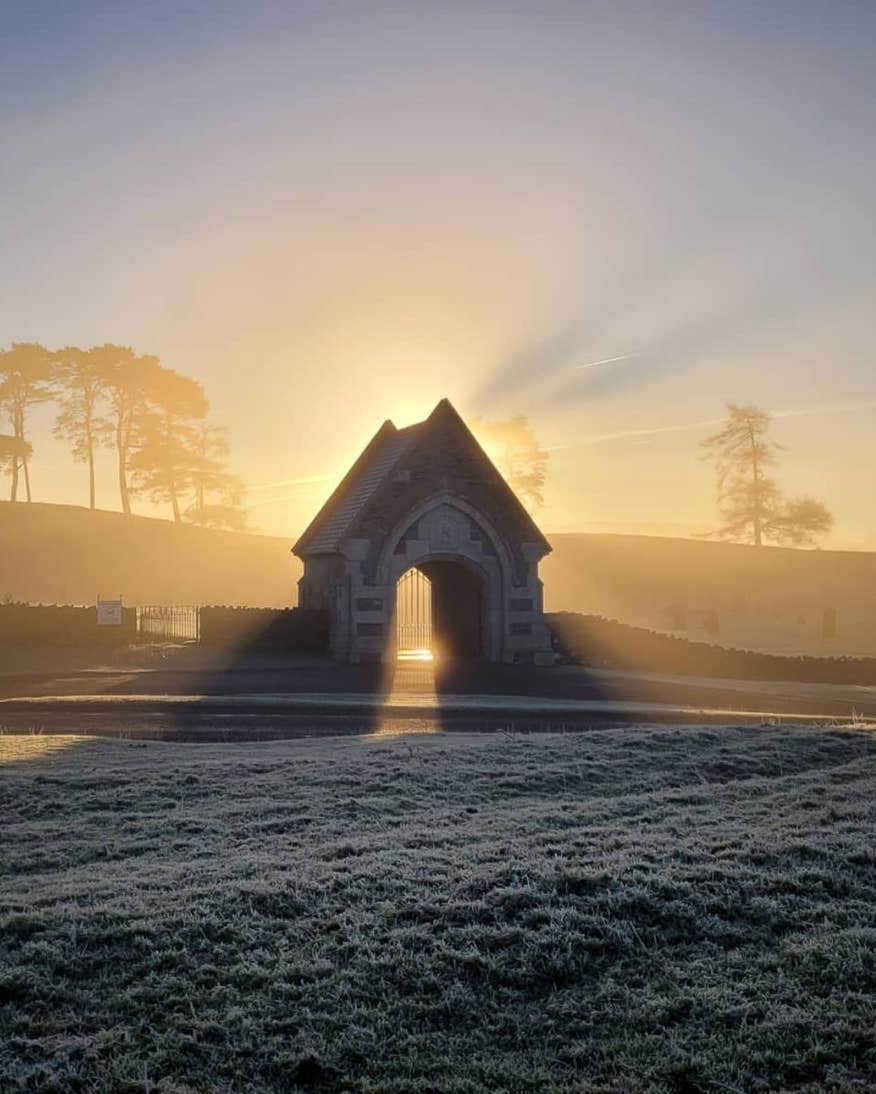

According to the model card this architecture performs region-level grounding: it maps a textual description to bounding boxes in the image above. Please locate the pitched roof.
[293,399,549,557]
[298,424,418,555]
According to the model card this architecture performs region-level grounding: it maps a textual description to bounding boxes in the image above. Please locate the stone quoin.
[293,399,553,664]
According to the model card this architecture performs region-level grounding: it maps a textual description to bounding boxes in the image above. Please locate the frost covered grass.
[2,725,876,1092]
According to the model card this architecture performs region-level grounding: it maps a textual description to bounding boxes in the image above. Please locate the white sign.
[97,599,123,626]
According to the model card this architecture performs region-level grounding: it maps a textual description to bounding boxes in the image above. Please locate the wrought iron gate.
[136,605,200,642]
[395,569,432,653]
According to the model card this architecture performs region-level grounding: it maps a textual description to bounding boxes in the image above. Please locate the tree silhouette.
[0,434,33,496]
[94,346,159,516]
[0,343,54,502]
[2,339,249,523]
[473,415,549,511]
[52,346,110,509]
[702,404,833,547]
[771,495,833,547]
[185,424,249,531]
[128,365,208,521]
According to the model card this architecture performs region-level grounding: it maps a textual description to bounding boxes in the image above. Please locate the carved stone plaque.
[436,516,457,547]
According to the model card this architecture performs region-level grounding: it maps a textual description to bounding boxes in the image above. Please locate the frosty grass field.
[2,724,876,1092]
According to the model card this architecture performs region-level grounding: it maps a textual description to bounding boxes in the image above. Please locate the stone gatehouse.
[293,399,553,664]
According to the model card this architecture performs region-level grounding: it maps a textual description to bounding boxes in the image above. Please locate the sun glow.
[398,648,434,662]
[370,568,440,736]
[369,655,441,738]
[0,735,81,765]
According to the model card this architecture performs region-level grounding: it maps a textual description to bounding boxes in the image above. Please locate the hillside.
[3,503,876,655]
[543,533,876,657]
[0,502,296,608]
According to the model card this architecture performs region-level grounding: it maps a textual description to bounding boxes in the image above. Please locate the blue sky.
[2,1,875,543]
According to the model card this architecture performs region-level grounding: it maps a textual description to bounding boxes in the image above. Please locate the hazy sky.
[2,1,875,545]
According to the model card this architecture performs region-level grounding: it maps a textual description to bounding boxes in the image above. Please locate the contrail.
[578,418,723,445]
[575,353,637,371]
[772,400,876,421]
[575,400,876,447]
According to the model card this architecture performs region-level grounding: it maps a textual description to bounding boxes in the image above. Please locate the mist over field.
[5,502,876,658]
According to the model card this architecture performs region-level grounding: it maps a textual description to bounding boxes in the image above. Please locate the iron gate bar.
[396,569,431,652]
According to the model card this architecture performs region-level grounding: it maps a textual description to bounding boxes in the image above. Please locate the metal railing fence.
[136,605,200,642]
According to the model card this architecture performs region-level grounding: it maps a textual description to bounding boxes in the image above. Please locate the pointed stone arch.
[377,495,511,661]
[293,400,553,664]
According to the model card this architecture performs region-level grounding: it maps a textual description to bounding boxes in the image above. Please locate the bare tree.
[702,404,833,547]
[0,343,54,501]
[473,415,549,511]
[52,346,109,509]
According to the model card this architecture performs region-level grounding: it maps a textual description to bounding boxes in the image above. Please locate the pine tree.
[94,346,160,516]
[0,435,32,494]
[128,365,208,521]
[185,424,248,531]
[702,404,832,547]
[0,343,54,501]
[52,346,110,509]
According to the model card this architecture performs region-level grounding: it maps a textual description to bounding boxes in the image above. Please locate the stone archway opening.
[294,400,554,665]
[394,559,485,662]
[395,567,433,661]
